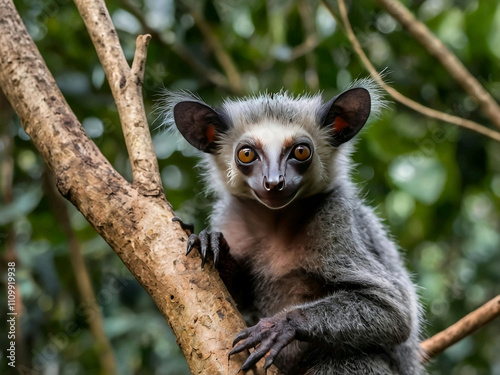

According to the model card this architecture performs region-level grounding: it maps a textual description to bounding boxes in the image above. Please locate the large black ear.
[318,87,371,146]
[173,101,230,153]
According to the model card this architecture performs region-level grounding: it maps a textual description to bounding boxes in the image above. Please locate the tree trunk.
[0,0,275,373]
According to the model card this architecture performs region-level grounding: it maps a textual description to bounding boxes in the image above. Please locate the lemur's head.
[169,82,381,210]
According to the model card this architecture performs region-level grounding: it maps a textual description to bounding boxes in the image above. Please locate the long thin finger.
[199,230,209,269]
[211,232,222,267]
[264,345,283,371]
[171,216,195,234]
[228,342,249,357]
[229,334,264,357]
[240,341,274,371]
[232,328,251,347]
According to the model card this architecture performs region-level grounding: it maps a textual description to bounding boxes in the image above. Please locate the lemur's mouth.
[251,189,298,210]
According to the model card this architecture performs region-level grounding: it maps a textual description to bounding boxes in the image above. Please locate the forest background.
[1,0,499,374]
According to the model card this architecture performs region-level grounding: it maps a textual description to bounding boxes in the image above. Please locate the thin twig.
[421,295,500,361]
[324,0,500,142]
[297,0,319,90]
[73,0,163,195]
[119,0,232,91]
[131,34,150,82]
[376,0,500,130]
[289,0,320,61]
[187,4,244,95]
[288,37,320,61]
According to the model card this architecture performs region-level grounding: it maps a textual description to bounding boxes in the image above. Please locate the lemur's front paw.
[229,316,297,372]
[172,217,228,269]
[187,229,229,269]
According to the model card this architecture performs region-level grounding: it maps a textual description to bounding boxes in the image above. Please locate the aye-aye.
[164,80,423,375]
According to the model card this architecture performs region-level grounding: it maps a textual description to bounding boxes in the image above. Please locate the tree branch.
[324,0,500,142]
[73,0,161,195]
[421,295,500,361]
[0,0,275,373]
[375,0,500,130]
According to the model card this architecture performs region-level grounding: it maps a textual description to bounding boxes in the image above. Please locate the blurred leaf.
[2,1,500,374]
[0,185,43,225]
[388,155,447,204]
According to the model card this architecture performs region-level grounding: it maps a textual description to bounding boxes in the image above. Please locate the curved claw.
[210,232,221,267]
[241,341,274,371]
[264,354,275,371]
[186,234,199,256]
[229,317,297,372]
[264,340,289,370]
[232,328,251,348]
[230,331,265,358]
[228,339,249,357]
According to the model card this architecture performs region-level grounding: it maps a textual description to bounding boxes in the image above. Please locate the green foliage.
[1,0,499,374]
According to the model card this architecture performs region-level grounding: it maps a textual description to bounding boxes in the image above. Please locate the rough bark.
[0,0,275,373]
[73,0,162,195]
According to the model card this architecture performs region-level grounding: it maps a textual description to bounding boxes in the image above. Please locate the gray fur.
[166,80,422,375]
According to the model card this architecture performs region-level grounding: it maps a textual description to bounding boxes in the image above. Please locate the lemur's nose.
[263,175,285,191]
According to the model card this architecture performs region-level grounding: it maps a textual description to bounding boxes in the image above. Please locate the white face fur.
[170,81,381,209]
[208,117,341,209]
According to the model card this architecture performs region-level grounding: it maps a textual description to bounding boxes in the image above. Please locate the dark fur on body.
[165,82,423,374]
[212,183,422,374]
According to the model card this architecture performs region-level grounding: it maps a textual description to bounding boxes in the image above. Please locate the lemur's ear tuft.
[173,101,229,153]
[318,88,371,146]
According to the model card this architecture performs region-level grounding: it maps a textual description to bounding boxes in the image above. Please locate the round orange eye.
[238,148,256,163]
[293,145,311,161]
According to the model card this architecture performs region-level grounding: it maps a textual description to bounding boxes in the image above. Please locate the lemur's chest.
[220,211,314,279]
[223,219,328,315]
